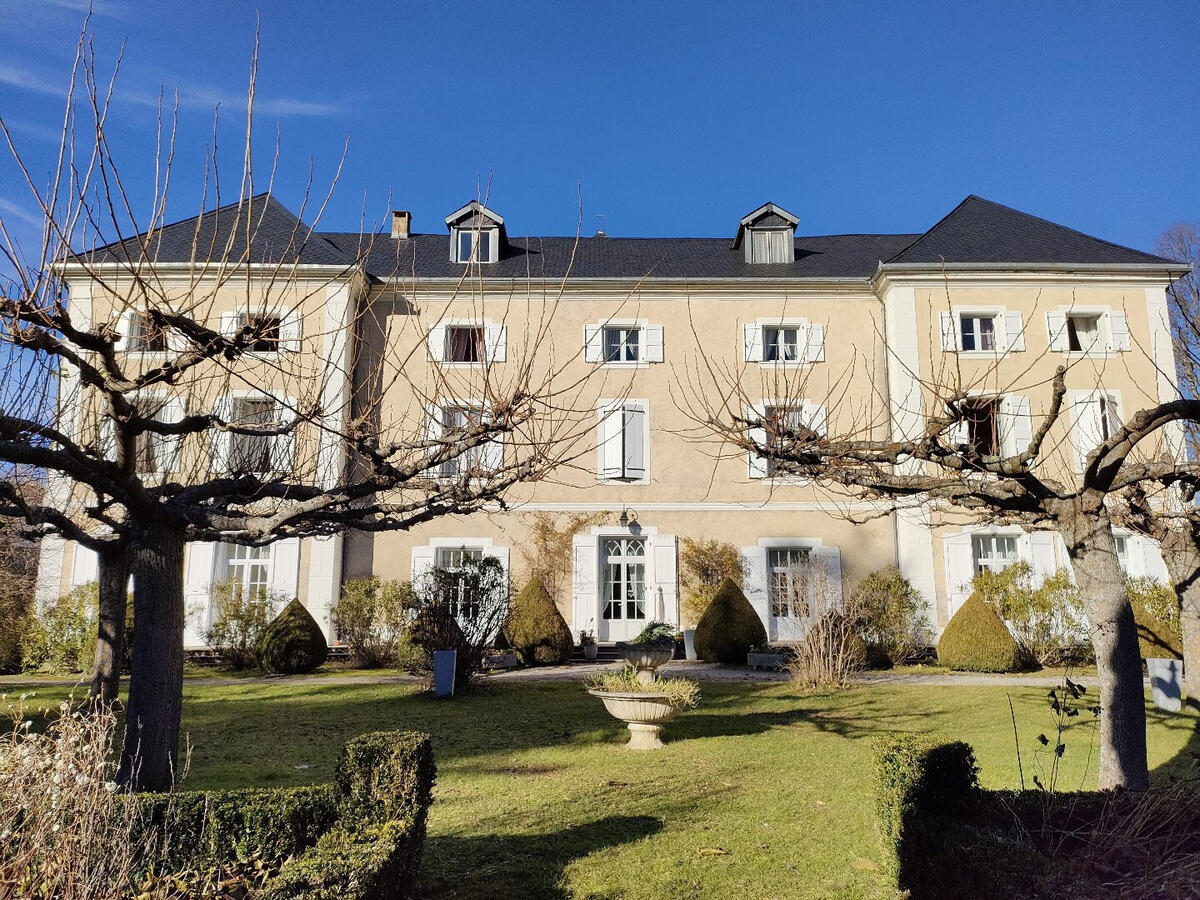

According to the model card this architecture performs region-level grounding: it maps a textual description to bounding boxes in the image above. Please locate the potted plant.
[580,628,598,661]
[618,621,677,684]
[586,667,700,749]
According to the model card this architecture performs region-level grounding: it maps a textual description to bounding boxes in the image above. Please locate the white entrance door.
[767,546,815,642]
[598,536,648,641]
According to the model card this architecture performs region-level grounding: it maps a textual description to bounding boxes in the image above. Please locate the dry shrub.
[679,538,744,628]
[973,563,1085,667]
[0,695,139,898]
[201,581,279,670]
[787,563,866,687]
[517,511,607,615]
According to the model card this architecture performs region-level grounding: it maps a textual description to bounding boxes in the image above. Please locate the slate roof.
[79,192,1184,281]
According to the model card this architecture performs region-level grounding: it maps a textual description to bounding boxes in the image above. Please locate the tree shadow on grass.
[420,814,662,899]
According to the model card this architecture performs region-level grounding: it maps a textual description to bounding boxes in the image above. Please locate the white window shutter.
[280,307,302,352]
[167,318,189,352]
[943,534,975,615]
[270,398,296,472]
[427,325,446,362]
[424,405,446,477]
[485,323,507,363]
[804,322,825,363]
[411,545,436,581]
[219,311,242,338]
[1046,312,1069,352]
[804,401,828,437]
[1071,393,1103,474]
[1108,311,1130,351]
[746,404,768,479]
[100,416,117,462]
[270,538,301,602]
[481,433,504,471]
[571,534,599,634]
[649,534,678,624]
[114,310,134,352]
[71,543,99,587]
[159,396,187,473]
[1140,537,1170,583]
[211,395,235,473]
[1004,312,1025,352]
[583,325,603,363]
[999,394,1032,458]
[816,546,843,608]
[182,541,217,640]
[1029,532,1057,582]
[643,324,665,363]
[740,546,770,626]
[622,404,647,480]
[743,323,763,362]
[598,404,624,479]
[939,312,958,351]
[945,403,969,447]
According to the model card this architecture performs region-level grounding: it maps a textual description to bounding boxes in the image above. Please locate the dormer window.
[734,202,799,264]
[445,200,506,264]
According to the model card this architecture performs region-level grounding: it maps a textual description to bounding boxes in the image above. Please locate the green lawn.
[12,679,1198,899]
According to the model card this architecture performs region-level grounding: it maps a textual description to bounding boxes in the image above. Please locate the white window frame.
[426,317,506,366]
[746,228,793,264]
[213,390,295,476]
[451,227,498,264]
[583,319,663,367]
[970,532,1021,574]
[218,304,302,355]
[747,398,828,480]
[1046,306,1129,356]
[600,535,649,625]
[766,544,814,619]
[432,399,504,479]
[596,398,650,484]
[214,542,274,605]
[743,317,824,366]
[940,307,1024,355]
[114,309,172,355]
[603,325,641,364]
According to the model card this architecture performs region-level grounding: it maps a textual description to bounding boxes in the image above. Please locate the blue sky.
[1,0,1198,253]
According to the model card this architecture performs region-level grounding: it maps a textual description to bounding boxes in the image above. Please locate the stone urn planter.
[589,690,681,749]
[617,643,675,684]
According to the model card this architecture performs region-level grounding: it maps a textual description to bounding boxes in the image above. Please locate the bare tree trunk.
[116,526,185,791]
[89,543,130,704]
[1058,502,1149,790]
[1160,528,1200,703]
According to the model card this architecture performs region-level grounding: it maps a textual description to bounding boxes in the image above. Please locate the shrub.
[0,583,31,675]
[332,577,415,668]
[258,599,328,674]
[973,563,1085,667]
[504,578,573,665]
[21,582,96,674]
[1132,599,1184,659]
[937,593,1021,672]
[693,578,766,664]
[790,609,867,687]
[629,620,677,647]
[409,555,509,684]
[203,581,277,670]
[853,566,931,666]
[679,537,744,628]
[1127,576,1182,647]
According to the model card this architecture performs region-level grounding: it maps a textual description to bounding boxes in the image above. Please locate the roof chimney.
[391,210,411,240]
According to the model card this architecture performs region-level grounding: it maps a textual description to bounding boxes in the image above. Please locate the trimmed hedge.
[1132,599,1184,659]
[259,598,328,674]
[693,578,766,664]
[936,593,1021,672]
[505,578,573,665]
[127,730,435,898]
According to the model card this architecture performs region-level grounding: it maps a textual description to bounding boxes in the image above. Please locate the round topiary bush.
[694,577,767,664]
[936,593,1021,672]
[504,578,573,665]
[258,599,328,674]
[1132,600,1184,659]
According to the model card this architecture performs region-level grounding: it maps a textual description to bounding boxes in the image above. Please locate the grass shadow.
[420,814,663,899]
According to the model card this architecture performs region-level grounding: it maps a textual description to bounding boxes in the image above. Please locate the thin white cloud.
[39,0,131,20]
[0,62,68,99]
[0,198,44,230]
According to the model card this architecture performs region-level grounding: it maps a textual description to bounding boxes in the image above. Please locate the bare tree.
[0,30,605,789]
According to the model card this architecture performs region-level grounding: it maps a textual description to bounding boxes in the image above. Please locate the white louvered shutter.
[1004,312,1025,352]
[622,404,646,480]
[279,308,302,352]
[746,404,768,479]
[270,398,296,473]
[424,405,446,477]
[804,322,825,363]
[72,544,99,587]
[183,541,217,639]
[643,324,664,363]
[426,325,446,362]
[649,534,678,624]
[999,394,1033,458]
[219,311,242,338]
[804,401,828,437]
[113,310,135,352]
[485,323,507,363]
[270,538,301,602]
[943,534,975,617]
[411,545,436,581]
[816,546,843,608]
[571,534,599,635]
[1046,312,1069,352]
[598,403,624,479]
[1071,393,1104,474]
[211,395,235,473]
[481,429,504,471]
[740,546,770,626]
[1029,532,1058,582]
[583,325,604,363]
[159,396,187,473]
[940,312,958,351]
[1108,311,1130,351]
[743,323,764,362]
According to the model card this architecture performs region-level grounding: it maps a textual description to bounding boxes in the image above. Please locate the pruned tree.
[0,29,606,789]
[681,287,1194,790]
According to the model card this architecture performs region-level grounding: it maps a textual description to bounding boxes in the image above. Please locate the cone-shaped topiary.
[1132,600,1184,659]
[937,593,1021,672]
[694,577,767,664]
[504,578,573,665]
[258,599,328,674]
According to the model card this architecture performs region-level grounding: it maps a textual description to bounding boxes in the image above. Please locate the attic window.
[749,229,792,264]
[455,229,494,264]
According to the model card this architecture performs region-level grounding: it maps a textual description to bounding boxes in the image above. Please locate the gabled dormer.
[445,201,506,264]
[733,202,799,264]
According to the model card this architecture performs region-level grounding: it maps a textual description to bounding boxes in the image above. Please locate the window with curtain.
[440,404,488,477]
[229,397,277,473]
[446,326,486,363]
[127,311,169,352]
[749,229,791,263]
[959,315,997,351]
[971,534,1019,573]
[602,537,646,622]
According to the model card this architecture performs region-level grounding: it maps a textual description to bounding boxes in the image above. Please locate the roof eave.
[872,260,1192,288]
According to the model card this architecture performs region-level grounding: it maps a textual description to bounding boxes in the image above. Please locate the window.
[971,534,1019,574]
[602,537,646,623]
[439,404,495,477]
[603,326,640,363]
[748,229,792,264]
[455,229,492,263]
[598,401,648,481]
[436,545,485,619]
[960,397,1000,456]
[1114,535,1130,573]
[763,326,800,362]
[1096,395,1117,442]
[768,546,811,618]
[960,315,997,352]
[446,326,486,363]
[1066,314,1102,353]
[763,404,818,476]
[132,396,176,475]
[229,397,277,474]
[126,311,168,352]
[221,543,272,602]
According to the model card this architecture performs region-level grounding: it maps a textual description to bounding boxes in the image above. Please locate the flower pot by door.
[1146,657,1183,713]
[584,644,598,661]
